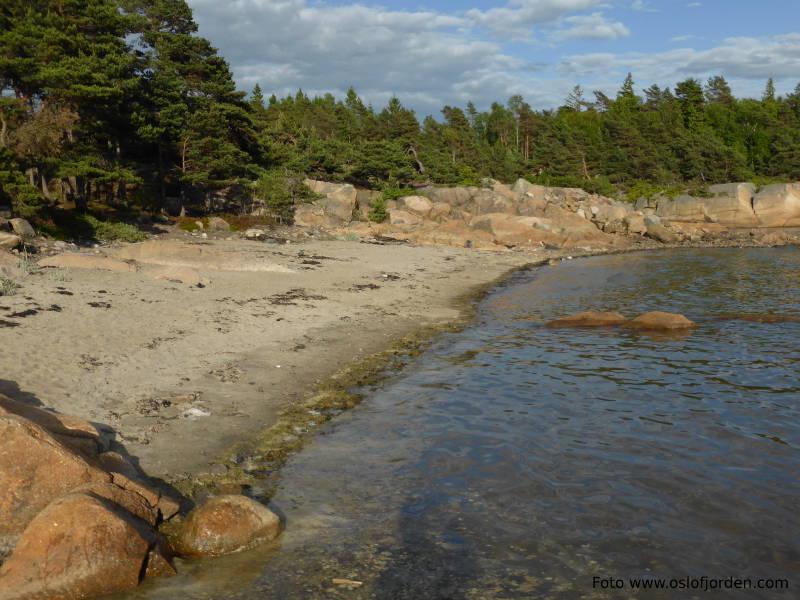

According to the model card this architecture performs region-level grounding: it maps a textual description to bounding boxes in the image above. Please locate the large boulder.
[0,491,174,599]
[470,213,554,246]
[38,254,137,272]
[303,179,357,223]
[622,311,697,330]
[0,232,20,250]
[414,186,474,207]
[468,189,516,216]
[173,495,281,557]
[546,311,628,327]
[396,195,433,217]
[705,183,758,226]
[655,194,708,221]
[428,202,452,222]
[0,413,111,540]
[752,183,800,227]
[9,218,35,239]
[644,216,679,243]
[388,209,423,226]
[624,212,647,235]
[206,216,231,231]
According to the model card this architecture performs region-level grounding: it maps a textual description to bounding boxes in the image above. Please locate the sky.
[186,0,800,117]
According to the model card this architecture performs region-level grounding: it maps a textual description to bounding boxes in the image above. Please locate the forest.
[2,0,800,231]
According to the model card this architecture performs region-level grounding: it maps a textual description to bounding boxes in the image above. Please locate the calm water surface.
[128,248,800,599]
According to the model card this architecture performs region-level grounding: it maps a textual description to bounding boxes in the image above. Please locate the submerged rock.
[546,311,628,327]
[622,311,697,330]
[173,495,282,557]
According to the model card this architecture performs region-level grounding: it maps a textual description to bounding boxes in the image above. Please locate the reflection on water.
[123,248,800,599]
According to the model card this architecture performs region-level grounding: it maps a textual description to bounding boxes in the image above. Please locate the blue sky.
[186,0,800,117]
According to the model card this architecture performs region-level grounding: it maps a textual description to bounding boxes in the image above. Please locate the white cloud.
[631,0,658,12]
[670,34,696,42]
[466,0,606,41]
[687,2,702,7]
[185,0,797,116]
[558,33,800,98]
[552,13,631,41]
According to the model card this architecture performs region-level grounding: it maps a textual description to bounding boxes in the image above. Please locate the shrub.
[0,278,17,296]
[253,170,323,223]
[368,196,389,223]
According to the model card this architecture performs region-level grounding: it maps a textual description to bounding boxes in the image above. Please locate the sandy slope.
[0,236,559,480]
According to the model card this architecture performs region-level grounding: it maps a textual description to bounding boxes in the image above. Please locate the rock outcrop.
[38,253,137,272]
[0,492,173,600]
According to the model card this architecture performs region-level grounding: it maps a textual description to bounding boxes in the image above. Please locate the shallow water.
[126,247,799,599]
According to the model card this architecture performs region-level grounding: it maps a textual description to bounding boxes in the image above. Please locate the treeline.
[2,0,800,225]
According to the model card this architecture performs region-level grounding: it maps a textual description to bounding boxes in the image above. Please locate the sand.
[0,234,568,482]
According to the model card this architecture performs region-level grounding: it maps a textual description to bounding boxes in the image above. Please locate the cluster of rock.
[0,395,281,599]
[637,182,800,228]
[292,179,800,250]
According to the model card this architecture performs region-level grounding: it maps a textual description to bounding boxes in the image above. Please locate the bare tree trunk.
[41,172,52,201]
[0,114,7,147]
[581,154,590,180]
[406,145,425,174]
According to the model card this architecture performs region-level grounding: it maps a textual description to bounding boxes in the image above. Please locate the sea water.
[125,247,800,599]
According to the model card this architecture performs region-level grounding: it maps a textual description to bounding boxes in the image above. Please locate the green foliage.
[457,166,480,186]
[379,185,417,202]
[368,196,388,223]
[35,210,145,242]
[525,173,615,197]
[254,170,322,222]
[1,0,799,223]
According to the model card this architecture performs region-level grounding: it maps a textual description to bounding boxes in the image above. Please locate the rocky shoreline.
[1,180,799,599]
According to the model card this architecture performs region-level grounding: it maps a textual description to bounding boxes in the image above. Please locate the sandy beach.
[1,234,564,486]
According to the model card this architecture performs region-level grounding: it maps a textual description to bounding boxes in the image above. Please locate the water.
[128,248,800,599]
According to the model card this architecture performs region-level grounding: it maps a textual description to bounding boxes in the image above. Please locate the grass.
[0,278,18,296]
[48,270,67,282]
[322,233,360,242]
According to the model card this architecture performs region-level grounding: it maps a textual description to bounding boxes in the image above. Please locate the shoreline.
[1,236,794,503]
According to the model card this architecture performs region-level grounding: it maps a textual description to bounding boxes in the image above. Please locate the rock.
[512,178,545,197]
[294,204,344,229]
[622,311,697,330]
[94,451,142,480]
[0,395,108,457]
[705,183,758,226]
[152,266,210,287]
[0,413,111,540]
[759,230,794,246]
[243,228,267,240]
[592,204,630,227]
[655,194,708,221]
[9,218,35,239]
[468,189,515,215]
[415,185,474,207]
[0,217,9,231]
[38,254,137,272]
[116,240,205,261]
[206,217,231,231]
[645,219,678,243]
[0,232,21,250]
[624,212,647,235]
[173,495,282,557]
[752,183,800,227]
[388,209,423,226]
[470,213,553,246]
[546,311,628,327]
[303,179,357,223]
[0,492,173,599]
[397,195,433,216]
[488,179,518,200]
[428,202,452,222]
